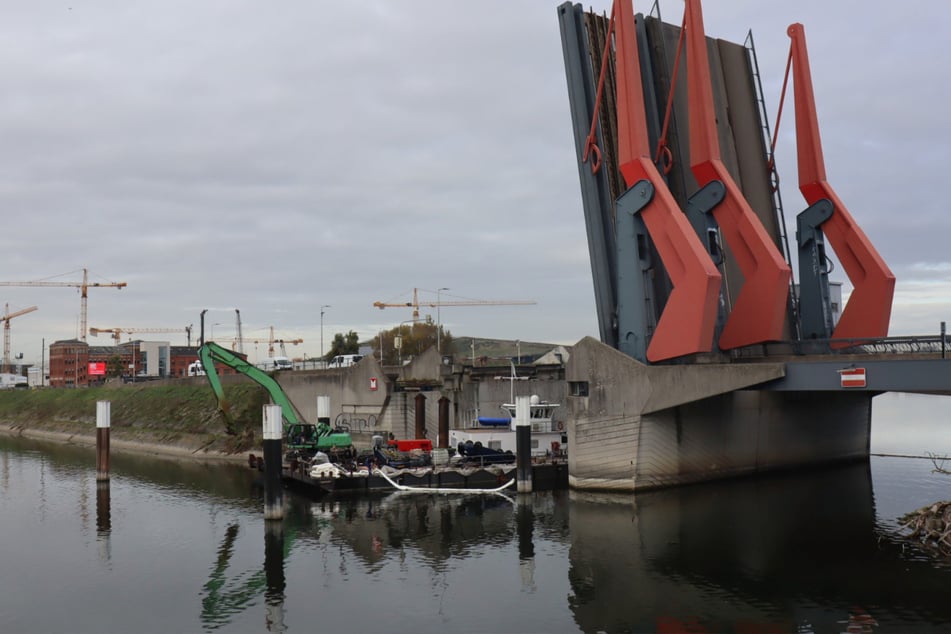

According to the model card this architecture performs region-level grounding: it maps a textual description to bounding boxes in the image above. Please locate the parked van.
[256,356,293,372]
[187,361,206,377]
[329,354,363,368]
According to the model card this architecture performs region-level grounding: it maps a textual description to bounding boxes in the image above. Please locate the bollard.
[516,395,532,493]
[96,401,111,482]
[262,404,284,520]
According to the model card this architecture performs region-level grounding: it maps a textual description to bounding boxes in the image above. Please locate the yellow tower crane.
[0,268,126,342]
[221,327,302,356]
[1,304,38,372]
[89,325,194,346]
[372,287,536,322]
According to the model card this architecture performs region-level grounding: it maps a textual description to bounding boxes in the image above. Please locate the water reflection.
[263,521,286,633]
[6,433,951,632]
[567,461,951,633]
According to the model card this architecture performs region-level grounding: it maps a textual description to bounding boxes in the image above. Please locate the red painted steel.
[788,23,895,342]
[684,0,791,350]
[615,0,721,362]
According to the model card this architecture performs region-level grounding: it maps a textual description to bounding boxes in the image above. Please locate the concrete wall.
[566,337,872,491]
[276,355,388,435]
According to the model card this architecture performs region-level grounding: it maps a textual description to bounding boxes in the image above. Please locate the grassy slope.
[0,384,268,455]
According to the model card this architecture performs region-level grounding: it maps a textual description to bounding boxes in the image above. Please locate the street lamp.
[436,287,449,352]
[320,305,331,364]
[210,322,222,342]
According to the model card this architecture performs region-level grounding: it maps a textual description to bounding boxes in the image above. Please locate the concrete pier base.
[566,338,873,492]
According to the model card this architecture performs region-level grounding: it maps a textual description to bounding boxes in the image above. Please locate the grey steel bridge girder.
[558,2,618,349]
[761,358,951,394]
[616,180,656,364]
[796,199,836,341]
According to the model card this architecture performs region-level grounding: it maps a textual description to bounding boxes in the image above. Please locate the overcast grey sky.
[0,1,948,366]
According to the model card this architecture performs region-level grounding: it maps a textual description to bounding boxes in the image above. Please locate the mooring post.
[516,395,532,493]
[317,395,330,426]
[263,404,284,520]
[438,396,449,448]
[96,400,110,481]
[414,392,426,439]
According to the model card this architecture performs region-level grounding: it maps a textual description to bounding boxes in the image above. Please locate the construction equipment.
[221,326,302,356]
[0,268,125,342]
[373,288,536,322]
[89,325,193,345]
[198,340,353,457]
[1,304,37,372]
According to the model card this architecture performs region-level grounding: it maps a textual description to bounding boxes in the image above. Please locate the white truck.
[256,356,294,372]
[329,354,363,368]
[0,373,28,389]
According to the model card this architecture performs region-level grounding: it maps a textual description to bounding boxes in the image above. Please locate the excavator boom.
[198,341,352,454]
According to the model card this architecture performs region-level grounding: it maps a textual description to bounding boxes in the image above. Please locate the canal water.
[1,392,951,633]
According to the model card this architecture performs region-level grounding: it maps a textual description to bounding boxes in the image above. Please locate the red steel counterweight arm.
[615,0,721,362]
[788,23,895,341]
[684,0,791,350]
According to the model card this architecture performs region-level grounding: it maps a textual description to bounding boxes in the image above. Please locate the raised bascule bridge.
[558,0,951,491]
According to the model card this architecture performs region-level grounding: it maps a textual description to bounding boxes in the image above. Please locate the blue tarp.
[477,417,511,427]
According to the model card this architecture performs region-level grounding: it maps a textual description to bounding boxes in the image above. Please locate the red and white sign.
[369,377,378,391]
[88,361,107,376]
[839,367,866,388]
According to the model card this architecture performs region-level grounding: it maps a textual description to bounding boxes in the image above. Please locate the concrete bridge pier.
[565,338,873,492]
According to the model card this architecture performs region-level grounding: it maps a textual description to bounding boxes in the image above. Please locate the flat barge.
[281,462,569,497]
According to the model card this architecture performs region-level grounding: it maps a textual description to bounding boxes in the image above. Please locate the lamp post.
[210,322,222,342]
[320,305,330,364]
[436,287,449,352]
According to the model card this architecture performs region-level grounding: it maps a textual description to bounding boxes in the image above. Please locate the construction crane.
[1,304,38,372]
[221,326,302,356]
[373,288,536,322]
[89,325,193,346]
[0,268,126,342]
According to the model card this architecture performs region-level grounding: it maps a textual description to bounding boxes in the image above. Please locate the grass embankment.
[0,383,269,457]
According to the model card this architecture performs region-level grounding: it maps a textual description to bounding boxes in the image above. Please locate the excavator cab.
[285,422,319,451]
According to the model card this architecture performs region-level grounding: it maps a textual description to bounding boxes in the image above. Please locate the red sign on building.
[839,367,866,388]
[88,361,107,376]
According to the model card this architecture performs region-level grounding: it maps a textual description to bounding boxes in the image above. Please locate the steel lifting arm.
[788,23,895,342]
[198,341,304,427]
[684,0,791,349]
[615,0,721,361]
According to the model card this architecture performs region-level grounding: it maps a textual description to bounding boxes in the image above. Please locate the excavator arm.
[199,341,304,426]
[198,341,353,455]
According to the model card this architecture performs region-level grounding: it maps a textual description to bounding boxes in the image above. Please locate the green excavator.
[197,339,353,457]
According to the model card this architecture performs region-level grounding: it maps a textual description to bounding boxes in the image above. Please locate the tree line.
[324,322,452,365]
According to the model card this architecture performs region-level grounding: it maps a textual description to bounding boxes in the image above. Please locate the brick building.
[48,340,244,387]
